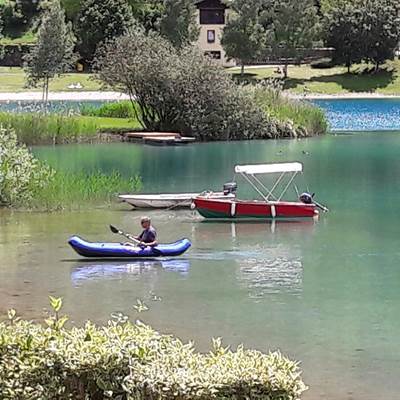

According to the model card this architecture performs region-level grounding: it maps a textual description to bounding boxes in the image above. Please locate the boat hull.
[194,197,318,220]
[68,236,191,258]
[119,192,234,209]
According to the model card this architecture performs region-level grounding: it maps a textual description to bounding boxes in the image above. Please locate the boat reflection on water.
[192,221,307,298]
[71,259,190,285]
[193,219,316,241]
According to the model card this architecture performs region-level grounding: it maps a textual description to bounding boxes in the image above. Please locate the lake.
[3,97,400,132]
[2,131,400,399]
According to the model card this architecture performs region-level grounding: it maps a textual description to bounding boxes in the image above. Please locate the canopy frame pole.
[262,171,287,201]
[239,172,270,202]
[277,172,298,201]
[251,174,277,201]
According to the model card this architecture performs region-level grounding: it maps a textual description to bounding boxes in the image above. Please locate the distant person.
[134,216,158,247]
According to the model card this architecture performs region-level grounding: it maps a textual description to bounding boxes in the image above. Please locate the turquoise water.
[314,98,400,131]
[2,133,400,399]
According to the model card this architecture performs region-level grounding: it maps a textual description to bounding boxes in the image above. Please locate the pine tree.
[76,0,137,63]
[221,0,266,75]
[24,0,76,102]
[159,0,199,48]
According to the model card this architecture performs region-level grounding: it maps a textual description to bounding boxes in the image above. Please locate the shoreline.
[1,90,400,102]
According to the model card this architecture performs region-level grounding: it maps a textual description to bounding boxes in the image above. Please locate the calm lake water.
[2,132,400,399]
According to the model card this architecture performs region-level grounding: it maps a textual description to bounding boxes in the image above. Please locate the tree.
[76,0,137,63]
[130,0,165,32]
[359,0,400,72]
[24,0,76,102]
[324,1,363,73]
[221,0,266,75]
[324,0,400,73]
[95,31,270,140]
[264,0,321,78]
[159,0,199,48]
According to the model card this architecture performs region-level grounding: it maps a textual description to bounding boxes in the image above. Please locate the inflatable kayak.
[68,236,191,258]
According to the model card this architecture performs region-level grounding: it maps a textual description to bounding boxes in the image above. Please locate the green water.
[2,133,400,399]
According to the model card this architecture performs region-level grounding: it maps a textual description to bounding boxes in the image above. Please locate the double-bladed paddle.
[109,224,141,244]
[109,225,162,255]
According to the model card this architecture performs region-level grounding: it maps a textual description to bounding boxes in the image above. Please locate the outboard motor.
[300,192,329,212]
[223,182,238,196]
[299,192,314,204]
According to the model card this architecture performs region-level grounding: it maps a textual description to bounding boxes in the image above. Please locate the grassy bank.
[0,67,101,92]
[0,112,141,145]
[228,60,400,95]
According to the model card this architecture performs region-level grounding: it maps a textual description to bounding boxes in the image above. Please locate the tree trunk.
[347,63,351,74]
[374,61,380,74]
[241,63,245,76]
[45,76,50,103]
[283,63,288,79]
[42,80,46,102]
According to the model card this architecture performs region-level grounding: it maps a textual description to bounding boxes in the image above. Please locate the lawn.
[0,67,102,92]
[3,61,400,95]
[227,60,400,95]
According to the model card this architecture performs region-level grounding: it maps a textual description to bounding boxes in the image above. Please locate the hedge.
[0,299,307,400]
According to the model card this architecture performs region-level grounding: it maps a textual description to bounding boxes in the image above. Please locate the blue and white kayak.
[68,236,191,258]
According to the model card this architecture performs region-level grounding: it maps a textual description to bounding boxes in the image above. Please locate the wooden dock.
[122,132,196,146]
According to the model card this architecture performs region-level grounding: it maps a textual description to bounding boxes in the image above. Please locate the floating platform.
[122,132,196,145]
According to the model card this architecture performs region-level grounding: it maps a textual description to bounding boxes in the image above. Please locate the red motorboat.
[193,162,328,220]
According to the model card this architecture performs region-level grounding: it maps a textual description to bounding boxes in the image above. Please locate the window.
[207,30,216,43]
[200,9,225,25]
[205,51,221,60]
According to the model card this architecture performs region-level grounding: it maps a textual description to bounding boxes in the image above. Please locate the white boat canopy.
[234,162,303,175]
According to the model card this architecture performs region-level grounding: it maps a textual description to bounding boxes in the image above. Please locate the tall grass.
[251,83,328,136]
[0,112,99,145]
[80,101,138,119]
[31,171,141,211]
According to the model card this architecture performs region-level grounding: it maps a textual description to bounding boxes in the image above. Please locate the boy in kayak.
[135,216,158,247]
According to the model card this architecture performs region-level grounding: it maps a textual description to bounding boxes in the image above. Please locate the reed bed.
[252,83,328,136]
[31,170,141,211]
[0,112,99,145]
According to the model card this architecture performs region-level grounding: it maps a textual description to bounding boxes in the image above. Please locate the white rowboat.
[119,191,235,209]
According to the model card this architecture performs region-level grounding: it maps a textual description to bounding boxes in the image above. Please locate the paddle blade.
[109,225,120,234]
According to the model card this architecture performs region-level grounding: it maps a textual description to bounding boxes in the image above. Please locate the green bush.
[0,112,99,145]
[0,126,53,206]
[80,100,137,118]
[95,31,326,140]
[0,300,307,400]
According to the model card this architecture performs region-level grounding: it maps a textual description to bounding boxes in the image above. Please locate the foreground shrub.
[0,302,307,400]
[0,126,53,206]
[0,112,99,145]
